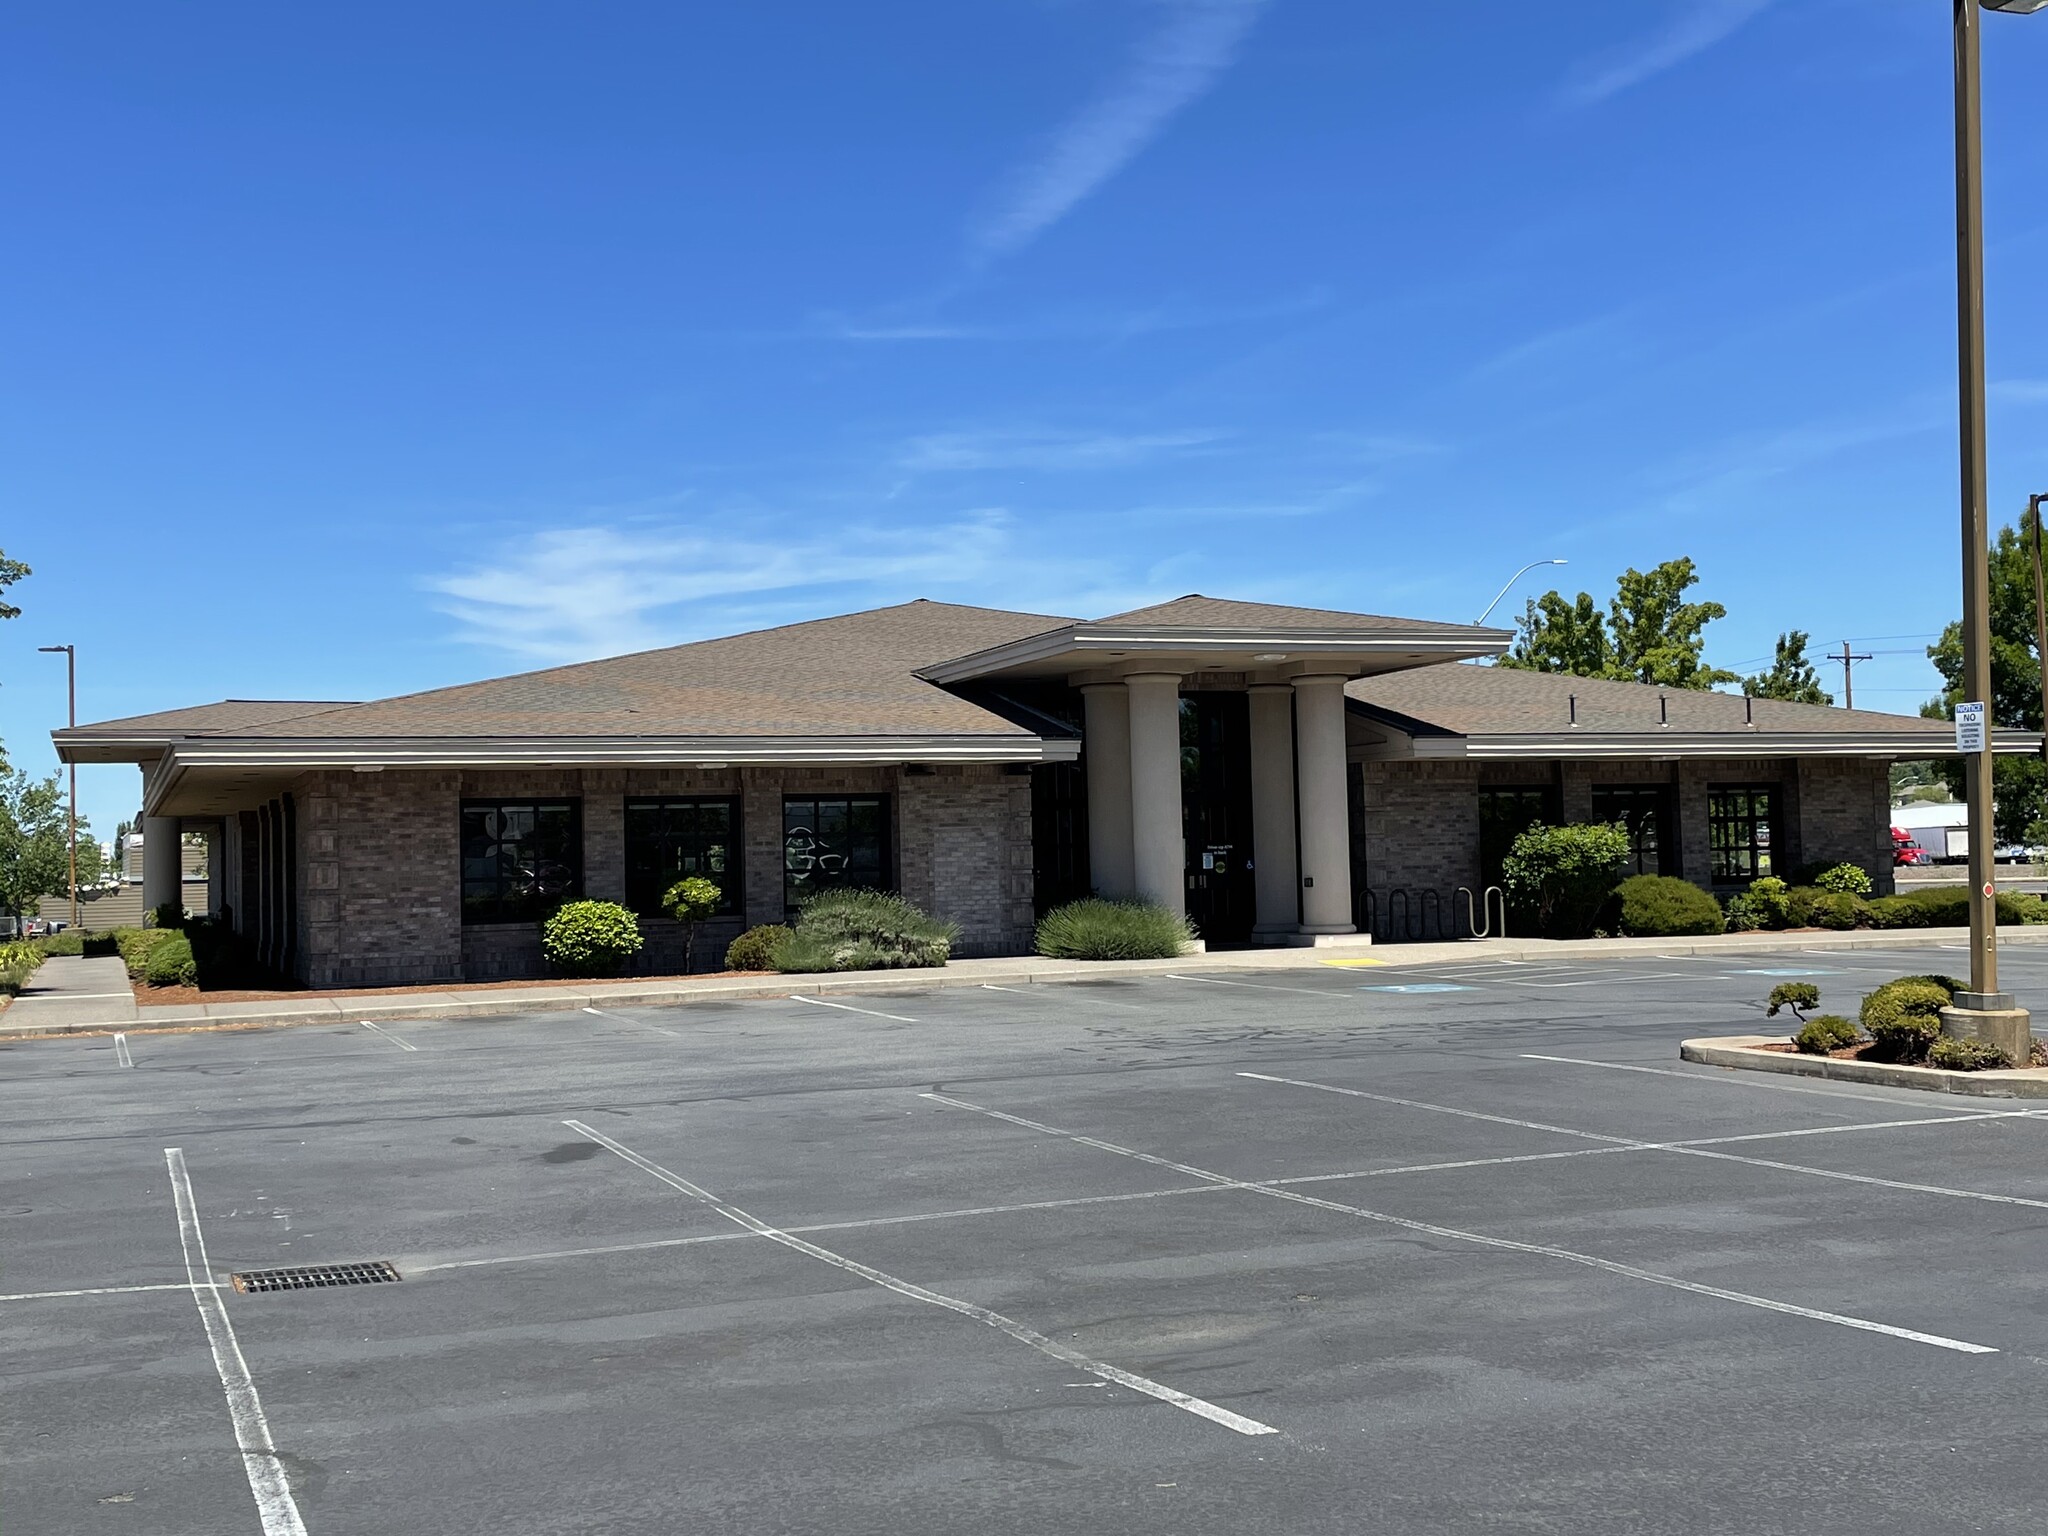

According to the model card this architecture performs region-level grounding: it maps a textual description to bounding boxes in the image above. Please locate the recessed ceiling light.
[1252,653,1288,662]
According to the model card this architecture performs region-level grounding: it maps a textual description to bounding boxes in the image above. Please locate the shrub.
[148,902,187,931]
[1500,822,1632,939]
[1747,876,1792,927]
[1793,1015,1859,1055]
[1035,898,1195,960]
[772,889,956,973]
[114,927,179,979]
[142,933,197,987]
[660,877,723,972]
[1893,886,2038,927]
[724,924,790,972]
[1928,1036,2013,1071]
[1611,875,1723,938]
[1814,863,1874,897]
[541,901,644,978]
[1860,978,1953,1062]
[1783,886,1822,928]
[1810,892,1865,931]
[1863,895,1930,930]
[1765,981,1820,1021]
[1723,893,1764,932]
[81,931,119,957]
[34,930,84,956]
[0,940,46,995]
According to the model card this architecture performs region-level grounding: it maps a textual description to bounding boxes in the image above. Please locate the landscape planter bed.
[1680,1034,2048,1098]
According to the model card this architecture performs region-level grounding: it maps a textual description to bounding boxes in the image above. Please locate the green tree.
[1743,630,1833,705]
[662,876,723,973]
[0,549,26,621]
[1498,557,1738,689]
[1925,503,2047,839]
[0,752,88,922]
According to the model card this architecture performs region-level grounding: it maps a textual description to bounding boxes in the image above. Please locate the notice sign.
[1956,701,1987,754]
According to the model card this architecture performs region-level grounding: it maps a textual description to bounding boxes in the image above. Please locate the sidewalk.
[0,955,140,1033]
[5,926,2047,1039]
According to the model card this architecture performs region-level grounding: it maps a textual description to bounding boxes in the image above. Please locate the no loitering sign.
[1955,701,1987,754]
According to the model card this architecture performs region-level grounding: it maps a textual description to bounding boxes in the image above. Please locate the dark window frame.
[1478,784,1561,888]
[623,796,743,917]
[782,795,892,915]
[1591,784,1677,878]
[460,799,583,925]
[1707,784,1779,885]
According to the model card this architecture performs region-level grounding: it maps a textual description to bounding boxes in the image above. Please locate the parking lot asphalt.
[7,942,2048,1536]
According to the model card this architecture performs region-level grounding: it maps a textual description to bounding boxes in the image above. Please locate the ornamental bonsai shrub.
[1765,981,1820,1023]
[1034,898,1194,960]
[772,889,957,973]
[541,900,644,978]
[661,876,722,973]
[1613,875,1724,938]
[724,924,790,972]
[1500,822,1631,939]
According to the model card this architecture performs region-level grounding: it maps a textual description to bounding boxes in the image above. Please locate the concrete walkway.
[0,955,139,1033]
[5,925,2048,1039]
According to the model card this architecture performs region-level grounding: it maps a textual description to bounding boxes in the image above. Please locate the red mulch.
[133,971,756,1007]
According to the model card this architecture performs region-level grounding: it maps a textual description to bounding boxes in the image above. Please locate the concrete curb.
[9,923,2048,1040]
[1679,1034,2048,1099]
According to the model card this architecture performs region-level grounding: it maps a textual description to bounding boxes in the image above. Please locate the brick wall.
[1357,760,1482,900]
[284,761,1035,987]
[1796,758,1896,896]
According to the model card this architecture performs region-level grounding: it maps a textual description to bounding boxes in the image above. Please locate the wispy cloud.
[1465,312,1635,383]
[424,512,1163,663]
[816,287,1333,344]
[1992,379,2048,404]
[1559,0,1774,107]
[972,0,1271,260]
[896,427,1227,474]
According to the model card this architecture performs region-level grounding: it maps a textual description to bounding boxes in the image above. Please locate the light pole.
[1949,0,2044,1061]
[2028,493,2048,769]
[36,644,77,933]
[1475,558,1567,626]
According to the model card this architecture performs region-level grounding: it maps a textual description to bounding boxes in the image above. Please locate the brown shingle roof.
[1348,664,1955,739]
[217,600,1078,740]
[60,700,359,737]
[1100,593,1490,634]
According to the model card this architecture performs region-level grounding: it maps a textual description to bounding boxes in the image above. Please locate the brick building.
[54,596,2024,986]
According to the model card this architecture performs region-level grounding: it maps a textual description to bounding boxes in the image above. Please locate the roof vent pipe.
[1659,695,1669,727]
[1745,695,1754,727]
[1568,693,1577,727]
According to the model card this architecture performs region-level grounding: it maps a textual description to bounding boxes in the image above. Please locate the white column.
[1080,683,1135,899]
[142,815,182,919]
[1124,672,1186,917]
[1292,674,1356,935]
[1247,684,1300,940]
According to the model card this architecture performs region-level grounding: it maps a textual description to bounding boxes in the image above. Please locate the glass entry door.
[1180,692,1256,946]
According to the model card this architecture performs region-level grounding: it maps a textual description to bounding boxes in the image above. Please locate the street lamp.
[1949,0,2042,1061]
[36,644,77,933]
[1475,558,1567,626]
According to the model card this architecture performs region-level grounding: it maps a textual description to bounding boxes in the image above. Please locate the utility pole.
[36,644,77,932]
[2030,492,2048,764]
[1836,640,1873,708]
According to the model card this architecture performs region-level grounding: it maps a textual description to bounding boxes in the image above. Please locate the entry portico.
[921,595,1511,942]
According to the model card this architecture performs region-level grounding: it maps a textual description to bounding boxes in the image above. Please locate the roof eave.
[1451,729,2041,760]
[919,623,1512,684]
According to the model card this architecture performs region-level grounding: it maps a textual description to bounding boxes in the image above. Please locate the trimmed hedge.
[1035,899,1195,960]
[1928,1036,2012,1071]
[1793,1015,1859,1055]
[1862,895,1930,930]
[34,930,84,956]
[542,901,644,977]
[724,925,790,973]
[1859,978,1952,1063]
[1614,875,1724,938]
[773,889,956,973]
[142,933,197,988]
[114,927,180,978]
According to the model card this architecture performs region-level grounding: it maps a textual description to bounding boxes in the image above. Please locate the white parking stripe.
[164,1149,310,1536]
[1520,1053,1945,1107]
[113,1033,134,1068]
[583,1005,681,1038]
[1239,1072,2048,1212]
[1166,974,1350,998]
[0,1281,201,1303]
[358,1020,418,1052]
[791,995,918,1023]
[921,1094,1997,1356]
[562,1118,1277,1436]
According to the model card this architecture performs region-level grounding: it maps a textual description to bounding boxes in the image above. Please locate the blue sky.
[4,0,2047,841]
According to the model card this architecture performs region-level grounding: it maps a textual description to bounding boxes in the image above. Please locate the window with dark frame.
[1591,784,1676,877]
[624,797,742,917]
[1708,786,1778,883]
[460,800,582,923]
[1478,785,1559,888]
[783,796,890,913]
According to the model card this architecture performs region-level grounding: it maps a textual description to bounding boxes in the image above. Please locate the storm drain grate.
[231,1261,402,1294]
